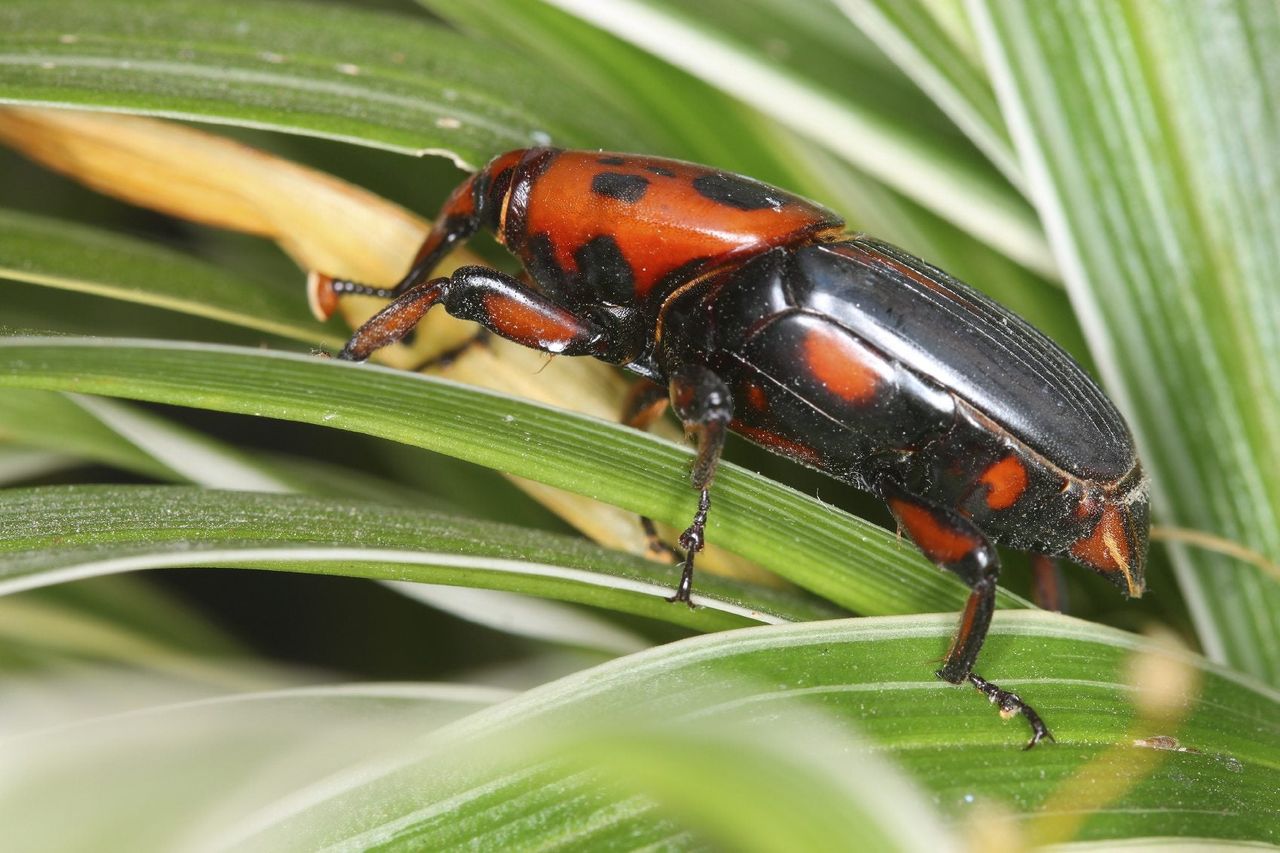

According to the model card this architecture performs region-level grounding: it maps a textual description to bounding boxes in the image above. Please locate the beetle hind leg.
[882,483,1053,748]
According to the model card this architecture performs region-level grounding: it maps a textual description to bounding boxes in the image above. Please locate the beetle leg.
[666,365,733,607]
[1030,554,1068,613]
[338,266,608,362]
[883,485,1054,749]
[621,380,678,560]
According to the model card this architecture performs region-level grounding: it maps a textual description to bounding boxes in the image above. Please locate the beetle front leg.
[338,266,607,363]
[883,485,1053,749]
[666,364,733,607]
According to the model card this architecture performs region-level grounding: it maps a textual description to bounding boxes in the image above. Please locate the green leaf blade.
[0,484,840,629]
[0,208,336,346]
[833,0,1019,187]
[972,0,1280,684]
[0,336,1033,617]
[0,0,653,162]
[222,613,1280,849]
[541,0,1054,276]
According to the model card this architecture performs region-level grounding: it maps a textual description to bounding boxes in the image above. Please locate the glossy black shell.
[795,238,1135,480]
[660,236,1137,484]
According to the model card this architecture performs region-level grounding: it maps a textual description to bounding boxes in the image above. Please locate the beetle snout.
[1122,495,1149,597]
[1069,477,1149,599]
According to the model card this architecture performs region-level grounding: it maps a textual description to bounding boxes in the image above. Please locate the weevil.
[310,148,1149,747]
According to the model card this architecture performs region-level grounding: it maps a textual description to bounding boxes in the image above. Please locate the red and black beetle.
[310,148,1149,747]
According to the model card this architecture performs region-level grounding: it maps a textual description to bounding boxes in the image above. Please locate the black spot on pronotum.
[597,156,627,165]
[574,234,634,304]
[644,164,676,177]
[591,172,650,204]
[525,232,570,297]
[692,172,783,211]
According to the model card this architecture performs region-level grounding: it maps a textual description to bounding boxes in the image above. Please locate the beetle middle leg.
[620,379,679,560]
[666,364,733,606]
[883,483,1053,748]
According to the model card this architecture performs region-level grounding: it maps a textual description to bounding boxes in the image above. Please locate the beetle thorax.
[497,149,843,312]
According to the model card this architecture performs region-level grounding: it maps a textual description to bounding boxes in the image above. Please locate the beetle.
[309,148,1149,747]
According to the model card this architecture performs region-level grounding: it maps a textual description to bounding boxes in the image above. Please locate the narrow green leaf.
[0,485,840,629]
[0,681,510,853]
[388,583,652,656]
[418,0,790,178]
[540,0,1055,276]
[0,387,470,513]
[218,613,1280,849]
[0,0,651,163]
[971,0,1280,684]
[4,277,300,345]
[0,446,78,484]
[419,0,889,226]
[29,574,246,657]
[0,208,340,346]
[0,389,180,481]
[0,390,631,650]
[0,336,1035,617]
[833,0,1019,187]
[554,715,956,853]
[0,596,268,688]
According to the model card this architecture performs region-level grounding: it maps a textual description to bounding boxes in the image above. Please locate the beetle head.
[1068,471,1149,598]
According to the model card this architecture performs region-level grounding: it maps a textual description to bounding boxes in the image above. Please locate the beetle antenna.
[1150,525,1280,581]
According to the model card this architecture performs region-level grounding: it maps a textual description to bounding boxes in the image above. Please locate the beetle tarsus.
[666,555,696,607]
[966,672,1054,749]
[666,487,709,608]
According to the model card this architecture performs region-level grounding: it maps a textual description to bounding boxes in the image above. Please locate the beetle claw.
[665,589,696,608]
[666,550,698,609]
[966,672,1054,749]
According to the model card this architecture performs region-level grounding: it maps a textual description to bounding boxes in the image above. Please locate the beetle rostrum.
[309,148,1150,748]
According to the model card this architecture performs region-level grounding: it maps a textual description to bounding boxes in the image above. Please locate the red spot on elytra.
[732,422,822,467]
[802,325,880,403]
[979,455,1028,510]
